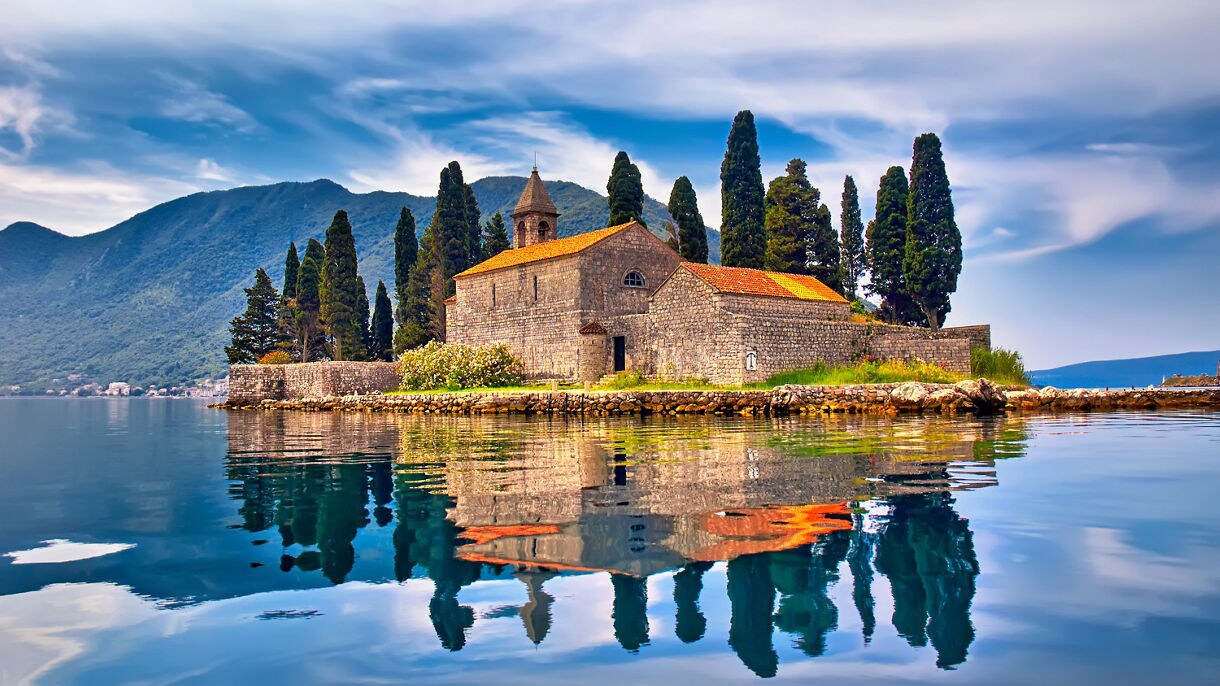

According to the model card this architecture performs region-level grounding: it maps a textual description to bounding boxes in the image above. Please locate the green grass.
[750,359,965,388]
[970,347,1031,386]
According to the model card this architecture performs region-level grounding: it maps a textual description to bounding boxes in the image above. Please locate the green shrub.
[256,350,293,365]
[971,347,1030,386]
[398,341,524,391]
[605,371,647,389]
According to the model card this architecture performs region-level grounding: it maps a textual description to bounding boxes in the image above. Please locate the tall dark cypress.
[282,242,300,300]
[295,248,326,362]
[393,206,417,330]
[371,280,394,361]
[607,151,646,228]
[225,268,283,364]
[866,167,922,325]
[462,177,482,268]
[840,176,866,300]
[904,133,961,331]
[667,176,707,263]
[355,274,371,360]
[320,210,364,360]
[482,212,511,260]
[720,110,766,268]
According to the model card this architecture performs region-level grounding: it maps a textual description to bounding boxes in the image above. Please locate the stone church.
[445,168,989,385]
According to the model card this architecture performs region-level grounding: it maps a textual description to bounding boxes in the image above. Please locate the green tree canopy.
[225,268,283,364]
[371,280,394,361]
[355,274,371,360]
[394,251,437,353]
[839,176,866,300]
[720,110,766,268]
[320,210,365,360]
[904,133,961,330]
[668,176,707,263]
[295,250,326,362]
[393,206,417,329]
[282,242,299,301]
[866,166,923,325]
[763,159,841,291]
[607,151,646,228]
[482,211,511,260]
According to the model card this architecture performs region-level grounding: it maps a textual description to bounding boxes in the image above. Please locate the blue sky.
[1,1,1218,368]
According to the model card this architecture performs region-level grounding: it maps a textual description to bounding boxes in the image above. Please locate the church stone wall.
[648,269,744,383]
[576,224,683,316]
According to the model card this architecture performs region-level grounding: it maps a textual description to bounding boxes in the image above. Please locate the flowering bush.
[399,341,524,390]
[257,350,293,365]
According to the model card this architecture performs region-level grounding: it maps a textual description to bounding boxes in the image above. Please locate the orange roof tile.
[455,221,639,278]
[443,295,456,304]
[681,262,849,303]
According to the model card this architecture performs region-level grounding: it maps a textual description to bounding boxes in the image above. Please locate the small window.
[533,274,539,301]
[623,271,646,288]
[491,283,497,308]
[745,351,757,371]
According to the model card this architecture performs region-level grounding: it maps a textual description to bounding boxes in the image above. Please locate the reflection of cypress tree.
[727,553,777,678]
[227,458,277,532]
[316,464,369,584]
[876,492,979,669]
[673,561,714,643]
[368,461,394,527]
[772,533,849,658]
[390,471,482,650]
[848,527,878,643]
[611,574,650,652]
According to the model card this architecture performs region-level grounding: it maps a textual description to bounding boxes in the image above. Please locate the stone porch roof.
[455,221,640,278]
[680,262,849,303]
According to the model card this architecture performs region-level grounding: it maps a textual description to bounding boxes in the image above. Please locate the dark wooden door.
[613,336,626,372]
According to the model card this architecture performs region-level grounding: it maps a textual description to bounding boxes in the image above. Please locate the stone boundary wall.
[228,362,400,403]
[866,335,971,373]
[215,381,1220,416]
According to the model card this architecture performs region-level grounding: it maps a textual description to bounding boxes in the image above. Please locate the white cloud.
[195,157,235,181]
[0,85,71,160]
[159,77,257,133]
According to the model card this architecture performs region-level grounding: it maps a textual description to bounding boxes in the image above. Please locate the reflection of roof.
[690,503,853,561]
[681,263,849,303]
[455,221,639,278]
[512,168,559,217]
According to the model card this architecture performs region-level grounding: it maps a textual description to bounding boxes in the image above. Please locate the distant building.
[105,382,131,396]
[445,168,989,385]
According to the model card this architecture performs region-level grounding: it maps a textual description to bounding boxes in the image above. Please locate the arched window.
[745,351,757,371]
[623,271,646,288]
[538,221,550,239]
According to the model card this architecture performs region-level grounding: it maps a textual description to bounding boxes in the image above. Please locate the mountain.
[0,177,720,390]
[1031,350,1220,389]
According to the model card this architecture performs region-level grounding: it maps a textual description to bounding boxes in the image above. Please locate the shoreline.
[214,380,1220,416]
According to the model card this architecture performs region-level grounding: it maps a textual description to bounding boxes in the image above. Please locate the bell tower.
[511,166,561,249]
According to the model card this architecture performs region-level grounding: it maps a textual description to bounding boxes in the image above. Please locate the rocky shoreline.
[215,380,1220,416]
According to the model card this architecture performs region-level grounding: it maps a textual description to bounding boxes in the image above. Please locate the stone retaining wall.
[228,362,400,403]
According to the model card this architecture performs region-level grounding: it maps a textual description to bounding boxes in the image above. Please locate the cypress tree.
[394,254,436,352]
[371,280,394,361]
[482,211,511,260]
[808,191,842,293]
[904,133,962,331]
[462,177,482,268]
[763,160,813,275]
[607,151,646,227]
[355,274,371,360]
[866,167,923,326]
[320,210,364,360]
[282,242,300,301]
[295,251,326,362]
[720,110,766,268]
[840,176,866,300]
[393,206,417,330]
[668,176,707,263]
[226,268,282,364]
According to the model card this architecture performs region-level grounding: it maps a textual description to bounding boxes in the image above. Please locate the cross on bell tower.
[511,165,561,249]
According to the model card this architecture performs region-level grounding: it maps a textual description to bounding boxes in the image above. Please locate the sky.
[1,0,1218,369]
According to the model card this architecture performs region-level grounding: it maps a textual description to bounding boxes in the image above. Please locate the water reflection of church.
[226,413,1026,673]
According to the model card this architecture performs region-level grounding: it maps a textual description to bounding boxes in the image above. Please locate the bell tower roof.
[512,167,560,218]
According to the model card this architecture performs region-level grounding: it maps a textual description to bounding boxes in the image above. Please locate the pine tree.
[668,176,707,263]
[282,242,299,301]
[839,176,866,300]
[393,206,417,330]
[904,133,962,331]
[295,250,326,362]
[320,210,364,360]
[607,151,646,227]
[866,167,923,326]
[763,161,813,275]
[226,268,282,364]
[720,110,766,268]
[482,211,510,260]
[355,274,371,360]
[371,280,394,361]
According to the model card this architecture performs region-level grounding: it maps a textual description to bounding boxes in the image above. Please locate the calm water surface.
[0,399,1218,684]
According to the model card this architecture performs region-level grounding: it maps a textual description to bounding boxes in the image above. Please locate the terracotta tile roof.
[512,167,559,217]
[455,221,638,278]
[443,295,456,304]
[578,322,608,335]
[681,262,849,303]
